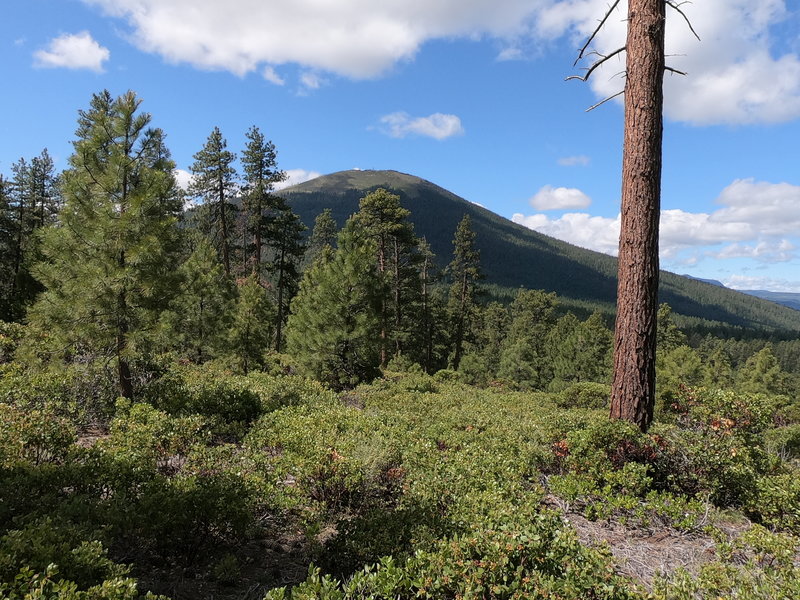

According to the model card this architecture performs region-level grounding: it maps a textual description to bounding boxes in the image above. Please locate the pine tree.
[228,275,276,374]
[304,208,338,268]
[241,126,285,277]
[447,215,482,370]
[286,220,382,387]
[354,188,419,364]
[267,202,306,352]
[160,235,233,361]
[28,90,181,398]
[498,289,557,389]
[189,127,237,276]
[0,176,13,320]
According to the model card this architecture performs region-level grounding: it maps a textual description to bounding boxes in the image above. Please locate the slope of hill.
[281,169,800,333]
[739,290,800,312]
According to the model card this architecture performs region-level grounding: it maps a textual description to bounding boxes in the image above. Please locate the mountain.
[281,169,800,333]
[738,290,800,312]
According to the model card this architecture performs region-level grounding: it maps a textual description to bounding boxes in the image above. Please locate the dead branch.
[666,1,701,41]
[566,47,626,82]
[574,0,623,66]
[586,90,625,112]
[664,66,687,76]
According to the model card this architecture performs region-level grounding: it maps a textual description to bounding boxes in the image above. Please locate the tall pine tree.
[447,215,482,370]
[28,90,181,398]
[189,127,237,276]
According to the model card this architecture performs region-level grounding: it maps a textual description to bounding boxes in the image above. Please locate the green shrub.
[555,382,610,410]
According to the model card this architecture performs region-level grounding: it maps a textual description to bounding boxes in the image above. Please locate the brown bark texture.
[609,0,665,432]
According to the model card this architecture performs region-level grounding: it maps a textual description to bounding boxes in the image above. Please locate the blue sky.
[3,0,800,292]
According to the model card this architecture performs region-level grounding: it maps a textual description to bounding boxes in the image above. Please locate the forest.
[1,90,799,599]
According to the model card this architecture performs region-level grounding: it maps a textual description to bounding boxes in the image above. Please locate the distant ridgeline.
[280,169,800,335]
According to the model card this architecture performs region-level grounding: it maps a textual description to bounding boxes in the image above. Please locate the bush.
[556,382,610,410]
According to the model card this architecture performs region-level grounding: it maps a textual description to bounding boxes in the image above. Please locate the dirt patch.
[543,495,750,590]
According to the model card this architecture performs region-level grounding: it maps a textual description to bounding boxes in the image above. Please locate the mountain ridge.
[281,169,800,333]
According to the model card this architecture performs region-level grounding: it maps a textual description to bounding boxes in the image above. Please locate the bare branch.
[666,1,701,41]
[566,47,626,82]
[574,0,623,66]
[585,90,624,112]
[664,66,687,76]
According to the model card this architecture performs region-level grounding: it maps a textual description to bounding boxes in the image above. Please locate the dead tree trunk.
[609,0,666,432]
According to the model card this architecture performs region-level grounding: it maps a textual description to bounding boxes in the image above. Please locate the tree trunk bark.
[609,0,665,432]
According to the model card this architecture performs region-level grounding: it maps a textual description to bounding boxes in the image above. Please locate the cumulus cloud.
[513,178,800,263]
[557,155,590,167]
[512,211,621,255]
[379,112,464,140]
[724,275,800,293]
[529,185,591,210]
[275,168,322,191]
[173,168,193,191]
[34,31,109,72]
[262,66,285,85]
[713,240,795,263]
[78,0,800,124]
[540,0,800,125]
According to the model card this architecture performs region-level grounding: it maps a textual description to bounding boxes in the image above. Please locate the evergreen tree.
[240,125,285,277]
[228,275,276,374]
[498,289,557,389]
[160,235,233,361]
[304,208,337,268]
[189,127,237,276]
[354,188,419,364]
[28,90,181,398]
[737,345,789,396]
[447,215,482,370]
[267,202,306,352]
[286,220,382,387]
[0,176,13,320]
[656,303,687,353]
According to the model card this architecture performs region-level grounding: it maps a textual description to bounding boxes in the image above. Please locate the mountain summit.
[282,170,800,332]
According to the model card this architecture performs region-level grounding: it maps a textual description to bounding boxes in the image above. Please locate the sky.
[3,0,800,292]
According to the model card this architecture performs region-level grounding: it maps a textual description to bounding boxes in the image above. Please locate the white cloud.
[82,0,543,79]
[529,184,591,210]
[724,275,800,293]
[34,31,109,72]
[512,211,620,255]
[379,112,464,140]
[299,71,325,91]
[80,0,800,125]
[557,155,590,167]
[712,179,800,236]
[173,168,193,191]
[542,0,800,125]
[275,168,322,191]
[713,240,795,263]
[262,66,285,85]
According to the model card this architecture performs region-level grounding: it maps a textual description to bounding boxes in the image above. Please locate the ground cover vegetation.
[1,91,800,598]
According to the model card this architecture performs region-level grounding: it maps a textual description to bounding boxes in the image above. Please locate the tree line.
[1,89,798,406]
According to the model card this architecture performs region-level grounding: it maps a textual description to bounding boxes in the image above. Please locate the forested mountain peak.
[282,170,800,334]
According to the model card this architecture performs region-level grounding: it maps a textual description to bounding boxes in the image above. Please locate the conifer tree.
[267,202,306,352]
[354,188,419,364]
[241,125,285,276]
[160,235,233,361]
[189,127,237,276]
[447,215,482,370]
[28,90,181,398]
[498,289,557,389]
[286,220,382,387]
[304,208,338,268]
[229,275,276,374]
[0,176,13,320]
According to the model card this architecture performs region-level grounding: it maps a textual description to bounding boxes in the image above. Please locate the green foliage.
[556,382,610,410]
[286,221,382,388]
[26,91,181,399]
[228,274,276,373]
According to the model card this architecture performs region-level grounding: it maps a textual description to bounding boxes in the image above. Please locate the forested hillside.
[281,170,800,333]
